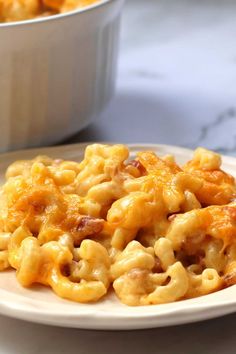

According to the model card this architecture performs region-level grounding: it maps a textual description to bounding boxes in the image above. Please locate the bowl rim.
[0,0,118,28]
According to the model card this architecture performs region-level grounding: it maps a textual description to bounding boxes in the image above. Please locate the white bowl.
[0,0,123,152]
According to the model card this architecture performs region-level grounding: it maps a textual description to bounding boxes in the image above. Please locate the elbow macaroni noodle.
[0,144,236,306]
[0,0,99,22]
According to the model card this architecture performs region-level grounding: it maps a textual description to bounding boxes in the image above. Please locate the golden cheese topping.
[0,144,236,306]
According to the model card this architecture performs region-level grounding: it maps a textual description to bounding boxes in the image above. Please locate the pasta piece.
[184,147,236,205]
[0,0,100,22]
[0,0,41,22]
[113,262,189,306]
[186,268,223,298]
[166,204,236,250]
[0,251,10,271]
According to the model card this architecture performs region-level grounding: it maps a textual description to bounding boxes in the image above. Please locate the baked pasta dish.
[0,0,99,22]
[0,144,236,306]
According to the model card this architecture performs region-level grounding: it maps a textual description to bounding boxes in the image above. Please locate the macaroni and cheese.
[0,144,236,306]
[0,0,99,22]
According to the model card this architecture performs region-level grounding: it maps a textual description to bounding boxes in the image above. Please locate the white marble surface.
[71,0,236,156]
[2,1,236,353]
[1,313,236,354]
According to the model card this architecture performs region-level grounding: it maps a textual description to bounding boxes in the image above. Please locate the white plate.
[0,143,236,330]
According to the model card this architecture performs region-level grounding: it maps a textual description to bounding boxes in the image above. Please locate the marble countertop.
[70,0,236,156]
[2,1,236,353]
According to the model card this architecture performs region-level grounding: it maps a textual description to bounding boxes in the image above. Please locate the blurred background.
[71,0,236,155]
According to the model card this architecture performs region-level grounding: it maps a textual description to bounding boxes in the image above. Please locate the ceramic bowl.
[0,0,123,152]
